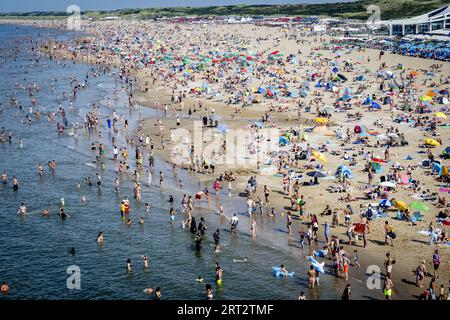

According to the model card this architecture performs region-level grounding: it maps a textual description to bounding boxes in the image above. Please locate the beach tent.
[371,161,383,174]
[279,136,289,146]
[432,162,443,176]
[363,96,372,105]
[335,165,353,179]
[371,101,381,110]
[442,147,450,159]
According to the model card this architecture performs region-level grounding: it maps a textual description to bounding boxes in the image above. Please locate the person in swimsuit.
[142,255,148,268]
[97,232,104,244]
[287,211,292,235]
[206,284,213,300]
[12,176,19,190]
[307,266,317,288]
[154,287,161,300]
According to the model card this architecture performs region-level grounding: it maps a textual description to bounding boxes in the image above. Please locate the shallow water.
[0,24,383,300]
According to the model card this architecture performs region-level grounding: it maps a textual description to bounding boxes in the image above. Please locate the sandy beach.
[1,18,449,300]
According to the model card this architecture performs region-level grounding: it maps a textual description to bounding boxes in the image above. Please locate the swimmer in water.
[196,276,204,282]
[141,255,148,268]
[127,259,132,272]
[126,218,132,226]
[1,282,10,295]
[42,208,49,216]
[170,208,176,224]
[18,203,27,215]
[145,203,150,214]
[206,284,213,300]
[38,163,44,177]
[143,287,153,295]
[154,287,161,300]
[280,264,288,276]
[1,171,7,184]
[12,175,19,190]
[139,216,144,225]
[68,247,76,256]
[59,207,67,219]
[233,257,248,263]
[97,232,104,244]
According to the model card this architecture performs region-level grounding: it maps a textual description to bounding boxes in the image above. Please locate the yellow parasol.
[425,138,440,146]
[435,112,447,119]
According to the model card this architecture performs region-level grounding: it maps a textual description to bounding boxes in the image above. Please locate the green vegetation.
[0,0,447,20]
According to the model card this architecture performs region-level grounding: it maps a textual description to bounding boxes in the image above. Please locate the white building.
[378,4,450,36]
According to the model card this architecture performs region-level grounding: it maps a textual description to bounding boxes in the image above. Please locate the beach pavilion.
[377,4,450,36]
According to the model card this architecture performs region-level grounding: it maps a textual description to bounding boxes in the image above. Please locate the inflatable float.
[306,256,325,273]
[272,267,295,277]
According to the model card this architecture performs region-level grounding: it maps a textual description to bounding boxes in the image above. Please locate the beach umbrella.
[435,112,447,119]
[409,202,429,212]
[307,171,327,178]
[439,89,449,95]
[379,199,392,207]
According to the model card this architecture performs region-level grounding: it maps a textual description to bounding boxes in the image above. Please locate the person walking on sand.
[384,253,395,278]
[432,250,440,279]
[384,221,395,246]
[416,260,427,287]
